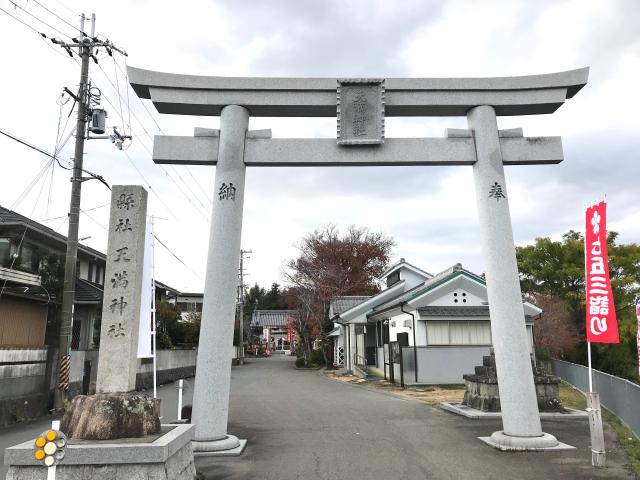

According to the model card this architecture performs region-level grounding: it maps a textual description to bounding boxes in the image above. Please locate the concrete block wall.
[0,348,197,427]
[0,347,49,427]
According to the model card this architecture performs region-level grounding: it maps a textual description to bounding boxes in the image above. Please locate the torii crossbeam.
[128,66,588,455]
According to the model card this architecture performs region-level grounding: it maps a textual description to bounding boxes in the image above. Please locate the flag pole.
[587,341,593,393]
[151,215,157,399]
[585,199,606,467]
[584,202,593,393]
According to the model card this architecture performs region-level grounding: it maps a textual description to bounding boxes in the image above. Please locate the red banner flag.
[585,201,619,343]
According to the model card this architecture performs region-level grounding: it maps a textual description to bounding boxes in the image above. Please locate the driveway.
[198,355,634,480]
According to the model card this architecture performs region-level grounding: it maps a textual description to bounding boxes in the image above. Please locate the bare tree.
[284,225,394,363]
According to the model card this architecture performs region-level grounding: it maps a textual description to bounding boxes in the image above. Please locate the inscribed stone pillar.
[468,106,558,448]
[191,105,249,453]
[96,186,148,393]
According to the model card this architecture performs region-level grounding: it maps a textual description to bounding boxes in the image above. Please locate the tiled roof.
[0,205,105,259]
[418,305,534,322]
[74,278,104,304]
[0,205,180,295]
[329,296,370,317]
[378,258,432,280]
[251,310,298,327]
[370,264,482,314]
[0,284,51,304]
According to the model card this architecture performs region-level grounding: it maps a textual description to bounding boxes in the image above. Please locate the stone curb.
[4,423,194,466]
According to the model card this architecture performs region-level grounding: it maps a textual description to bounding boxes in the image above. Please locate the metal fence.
[553,359,640,439]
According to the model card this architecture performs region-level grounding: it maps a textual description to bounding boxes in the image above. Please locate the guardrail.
[553,359,640,439]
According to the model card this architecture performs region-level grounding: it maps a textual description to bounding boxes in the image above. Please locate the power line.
[92,63,211,218]
[5,0,75,40]
[98,60,213,210]
[51,0,78,18]
[0,127,110,189]
[31,0,81,34]
[113,57,213,205]
[153,234,202,280]
[10,159,53,210]
[43,202,109,222]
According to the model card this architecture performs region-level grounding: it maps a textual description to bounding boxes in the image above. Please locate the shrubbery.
[295,357,306,368]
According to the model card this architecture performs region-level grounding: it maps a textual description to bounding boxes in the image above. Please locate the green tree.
[183,311,201,346]
[155,301,182,348]
[516,230,640,381]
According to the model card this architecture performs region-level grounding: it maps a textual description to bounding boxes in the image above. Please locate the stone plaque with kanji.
[96,185,148,393]
[337,79,385,145]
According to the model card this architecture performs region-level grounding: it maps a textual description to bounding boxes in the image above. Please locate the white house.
[330,259,541,385]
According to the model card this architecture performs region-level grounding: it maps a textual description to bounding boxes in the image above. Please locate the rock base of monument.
[61,392,161,440]
[479,430,575,451]
[4,423,196,480]
[462,349,564,412]
[192,434,247,456]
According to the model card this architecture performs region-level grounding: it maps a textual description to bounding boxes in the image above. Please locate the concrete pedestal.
[4,424,196,479]
[190,105,249,454]
[468,105,560,450]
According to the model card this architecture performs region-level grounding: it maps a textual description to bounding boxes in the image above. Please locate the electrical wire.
[5,0,75,40]
[54,216,68,233]
[113,57,213,205]
[50,0,77,18]
[154,234,202,280]
[80,209,107,232]
[10,160,53,210]
[90,71,211,221]
[94,62,212,218]
[0,127,110,189]
[43,202,109,222]
[30,158,53,218]
[31,0,80,34]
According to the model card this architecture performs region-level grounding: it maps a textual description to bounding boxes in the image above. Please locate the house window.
[427,321,491,345]
[88,262,94,282]
[386,270,400,288]
[0,238,10,267]
[18,244,37,272]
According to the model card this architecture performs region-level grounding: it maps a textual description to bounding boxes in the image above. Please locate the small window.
[386,270,400,288]
[0,238,10,267]
[426,321,491,345]
[427,321,450,345]
[19,244,36,272]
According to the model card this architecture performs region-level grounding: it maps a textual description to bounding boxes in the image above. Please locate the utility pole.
[238,249,252,366]
[54,14,128,410]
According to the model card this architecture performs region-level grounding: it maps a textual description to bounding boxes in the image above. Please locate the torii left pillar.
[191,105,248,454]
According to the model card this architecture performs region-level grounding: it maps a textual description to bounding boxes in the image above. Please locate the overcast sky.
[0,0,638,293]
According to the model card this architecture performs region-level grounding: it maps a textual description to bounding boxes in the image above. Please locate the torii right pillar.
[469,105,565,450]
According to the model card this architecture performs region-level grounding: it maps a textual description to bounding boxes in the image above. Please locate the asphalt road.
[1,356,634,479]
[198,355,634,480]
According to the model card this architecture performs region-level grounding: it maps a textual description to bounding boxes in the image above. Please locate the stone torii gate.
[128,67,588,454]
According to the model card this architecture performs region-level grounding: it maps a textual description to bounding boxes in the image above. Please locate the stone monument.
[62,185,159,439]
[4,186,196,479]
[127,66,589,453]
[462,349,563,412]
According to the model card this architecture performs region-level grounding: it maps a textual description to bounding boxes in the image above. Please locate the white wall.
[399,268,428,290]
[429,288,484,307]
